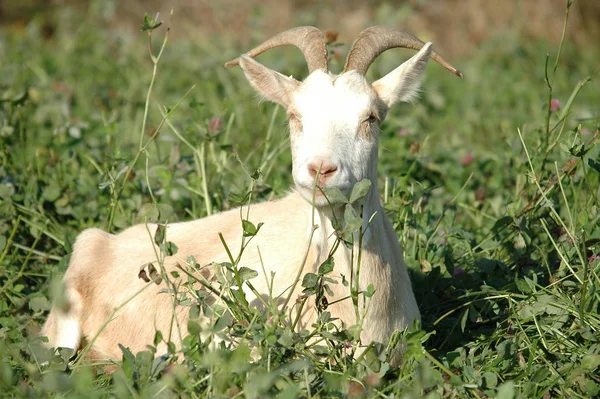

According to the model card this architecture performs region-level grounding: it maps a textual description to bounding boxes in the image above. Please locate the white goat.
[41,26,461,363]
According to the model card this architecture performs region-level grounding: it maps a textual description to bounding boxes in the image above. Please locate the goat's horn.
[344,27,463,78]
[224,26,328,73]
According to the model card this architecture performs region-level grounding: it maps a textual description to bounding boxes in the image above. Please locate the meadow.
[0,1,599,398]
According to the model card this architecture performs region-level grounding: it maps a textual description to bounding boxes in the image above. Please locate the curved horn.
[224,26,328,73]
[344,27,463,78]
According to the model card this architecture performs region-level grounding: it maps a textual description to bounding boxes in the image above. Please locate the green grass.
[1,3,599,398]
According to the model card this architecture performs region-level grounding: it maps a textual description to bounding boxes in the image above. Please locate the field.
[1,1,599,398]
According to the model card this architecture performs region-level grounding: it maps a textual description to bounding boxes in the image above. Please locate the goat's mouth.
[296,183,350,205]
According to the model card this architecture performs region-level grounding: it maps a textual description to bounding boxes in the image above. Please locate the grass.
[1,2,599,398]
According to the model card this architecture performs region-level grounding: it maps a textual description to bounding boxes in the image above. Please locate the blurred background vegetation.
[1,1,599,397]
[2,0,600,58]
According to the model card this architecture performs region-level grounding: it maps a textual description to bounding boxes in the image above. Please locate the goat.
[41,26,461,363]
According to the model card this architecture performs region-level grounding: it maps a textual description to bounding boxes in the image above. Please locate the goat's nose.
[307,161,338,180]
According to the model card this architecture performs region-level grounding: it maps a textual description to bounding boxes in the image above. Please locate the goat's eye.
[365,114,378,124]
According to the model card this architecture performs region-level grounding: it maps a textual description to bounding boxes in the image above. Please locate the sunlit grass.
[0,2,599,398]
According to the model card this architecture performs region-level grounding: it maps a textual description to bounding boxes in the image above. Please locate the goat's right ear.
[372,42,432,108]
[238,56,299,108]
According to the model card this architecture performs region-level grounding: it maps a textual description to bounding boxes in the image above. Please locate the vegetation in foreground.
[0,2,599,398]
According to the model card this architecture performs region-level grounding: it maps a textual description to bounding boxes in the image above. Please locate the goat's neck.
[311,178,387,276]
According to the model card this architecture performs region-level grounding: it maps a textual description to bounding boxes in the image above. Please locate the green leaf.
[483,372,498,388]
[343,204,363,238]
[344,217,363,235]
[571,146,589,157]
[349,179,371,204]
[250,169,261,180]
[318,259,334,275]
[29,296,50,313]
[242,220,263,237]
[141,14,163,32]
[364,283,375,298]
[460,307,469,332]
[491,216,513,233]
[277,329,294,347]
[154,224,166,245]
[167,341,176,354]
[153,330,163,345]
[301,273,319,289]
[187,320,201,335]
[238,267,258,282]
[161,241,178,256]
[0,184,15,199]
[588,158,600,175]
[119,344,135,378]
[582,354,600,371]
[496,381,515,399]
[321,186,348,204]
[515,278,532,294]
[42,185,61,202]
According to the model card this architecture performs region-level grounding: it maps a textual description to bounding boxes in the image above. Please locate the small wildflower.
[475,186,486,202]
[146,127,159,138]
[398,127,409,137]
[324,30,339,44]
[209,117,222,133]
[51,81,69,94]
[329,47,343,62]
[364,373,381,387]
[453,268,465,277]
[507,327,514,335]
[460,153,474,166]
[348,381,366,398]
[589,254,600,263]
[409,142,420,154]
[581,128,590,136]
[550,98,561,112]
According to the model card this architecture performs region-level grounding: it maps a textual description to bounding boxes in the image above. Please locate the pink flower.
[329,48,343,62]
[398,128,409,137]
[209,117,222,133]
[581,128,590,136]
[460,153,474,166]
[550,99,561,112]
[589,254,600,263]
[453,268,465,277]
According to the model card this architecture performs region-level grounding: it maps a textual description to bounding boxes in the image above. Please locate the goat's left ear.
[372,42,432,108]
[239,55,300,109]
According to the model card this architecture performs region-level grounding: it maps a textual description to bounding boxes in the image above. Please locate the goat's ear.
[239,56,299,108]
[372,42,432,108]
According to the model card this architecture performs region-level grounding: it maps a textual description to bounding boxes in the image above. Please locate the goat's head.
[226,27,462,207]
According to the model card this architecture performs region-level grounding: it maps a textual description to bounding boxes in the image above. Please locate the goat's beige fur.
[42,187,418,360]
[42,26,462,364]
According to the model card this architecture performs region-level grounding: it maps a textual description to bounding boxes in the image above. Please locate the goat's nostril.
[308,162,338,179]
[321,165,338,176]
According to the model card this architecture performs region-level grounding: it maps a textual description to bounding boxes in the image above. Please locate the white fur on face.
[289,71,384,206]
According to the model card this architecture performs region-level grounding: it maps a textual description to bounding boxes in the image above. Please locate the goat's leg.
[41,287,83,354]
